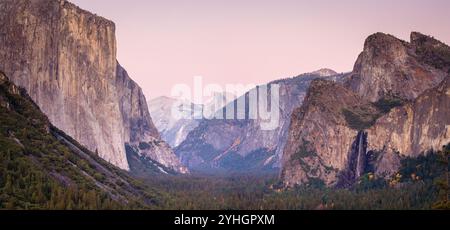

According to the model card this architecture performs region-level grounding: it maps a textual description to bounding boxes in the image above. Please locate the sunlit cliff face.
[71,0,450,100]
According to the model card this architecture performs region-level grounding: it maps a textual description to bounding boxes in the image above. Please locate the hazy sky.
[71,0,450,100]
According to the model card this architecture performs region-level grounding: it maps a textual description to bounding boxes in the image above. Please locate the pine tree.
[432,144,450,210]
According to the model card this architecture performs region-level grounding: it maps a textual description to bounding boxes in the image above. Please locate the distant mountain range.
[148,96,202,148]
[175,70,343,173]
[148,91,236,148]
[0,0,448,208]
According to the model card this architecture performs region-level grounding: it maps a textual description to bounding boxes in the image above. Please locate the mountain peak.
[410,31,449,49]
[150,96,177,104]
[348,32,448,102]
[410,32,450,72]
[310,68,338,77]
[282,32,450,188]
[363,32,408,52]
[410,31,436,44]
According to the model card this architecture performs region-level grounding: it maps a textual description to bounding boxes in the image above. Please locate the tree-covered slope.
[0,71,166,209]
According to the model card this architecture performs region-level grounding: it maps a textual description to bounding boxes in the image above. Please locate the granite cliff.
[176,70,341,173]
[0,71,159,208]
[0,0,186,173]
[116,65,188,173]
[367,77,450,177]
[345,32,447,102]
[281,32,450,187]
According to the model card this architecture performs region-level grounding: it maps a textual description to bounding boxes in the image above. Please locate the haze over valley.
[0,0,449,210]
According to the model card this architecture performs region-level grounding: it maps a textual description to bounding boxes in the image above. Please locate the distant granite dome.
[175,71,344,173]
[148,96,201,148]
[149,92,237,148]
[310,68,338,77]
[0,0,187,174]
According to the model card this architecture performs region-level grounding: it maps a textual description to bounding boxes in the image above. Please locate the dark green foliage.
[0,76,162,210]
[373,96,405,113]
[126,144,178,177]
[402,144,450,209]
[1,73,447,210]
[138,142,151,150]
[289,140,336,183]
[290,139,317,162]
[414,37,450,71]
[342,108,379,130]
[341,96,404,131]
[289,140,316,176]
[432,144,450,209]
[0,104,121,209]
[355,174,388,191]
[306,178,326,189]
[135,172,439,210]
[399,151,446,183]
[218,149,276,173]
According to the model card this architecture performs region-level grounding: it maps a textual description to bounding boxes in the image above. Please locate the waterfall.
[355,131,367,178]
[337,131,368,188]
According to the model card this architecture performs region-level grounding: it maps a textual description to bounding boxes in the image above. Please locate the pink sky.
[71,0,450,100]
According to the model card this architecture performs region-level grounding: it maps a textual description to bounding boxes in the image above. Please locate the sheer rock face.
[367,77,450,176]
[0,0,186,173]
[281,80,363,186]
[175,72,340,173]
[0,0,127,169]
[116,64,160,143]
[116,65,188,174]
[281,32,450,187]
[345,33,447,102]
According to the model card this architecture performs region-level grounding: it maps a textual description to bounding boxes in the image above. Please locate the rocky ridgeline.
[175,71,342,173]
[0,0,187,173]
[281,32,450,187]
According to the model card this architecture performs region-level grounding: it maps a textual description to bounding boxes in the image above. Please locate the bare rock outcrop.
[345,33,447,102]
[176,72,341,173]
[281,32,450,187]
[0,0,186,173]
